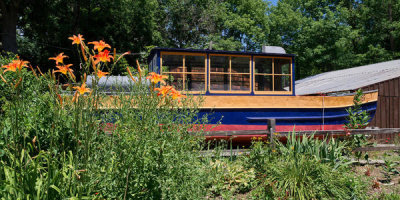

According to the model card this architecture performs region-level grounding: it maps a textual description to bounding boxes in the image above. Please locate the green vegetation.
[2,0,400,79]
[345,89,371,129]
[345,89,372,160]
[1,36,398,199]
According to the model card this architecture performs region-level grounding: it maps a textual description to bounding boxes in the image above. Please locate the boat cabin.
[148,48,295,96]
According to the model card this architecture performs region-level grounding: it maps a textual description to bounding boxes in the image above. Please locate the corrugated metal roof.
[295,59,400,95]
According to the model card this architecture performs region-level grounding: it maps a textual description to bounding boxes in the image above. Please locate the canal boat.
[146,47,378,136]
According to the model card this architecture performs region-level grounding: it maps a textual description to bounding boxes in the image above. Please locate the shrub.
[0,34,210,199]
[345,89,371,129]
[250,155,367,199]
[278,131,348,167]
[203,158,256,198]
[247,133,367,199]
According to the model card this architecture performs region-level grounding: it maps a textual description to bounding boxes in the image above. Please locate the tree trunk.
[0,1,18,53]
[72,0,81,33]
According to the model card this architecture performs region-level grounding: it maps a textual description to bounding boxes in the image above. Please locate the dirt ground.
[353,150,400,198]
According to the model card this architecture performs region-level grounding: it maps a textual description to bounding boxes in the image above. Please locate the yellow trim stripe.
[197,92,378,109]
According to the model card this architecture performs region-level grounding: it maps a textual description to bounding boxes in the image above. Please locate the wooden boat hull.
[197,92,378,142]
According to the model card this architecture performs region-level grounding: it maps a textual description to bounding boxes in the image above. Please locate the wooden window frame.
[209,54,252,94]
[253,56,293,95]
[160,52,207,94]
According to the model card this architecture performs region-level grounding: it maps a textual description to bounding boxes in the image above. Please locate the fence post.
[267,119,276,147]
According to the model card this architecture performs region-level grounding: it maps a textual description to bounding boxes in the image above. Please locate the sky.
[268,0,279,6]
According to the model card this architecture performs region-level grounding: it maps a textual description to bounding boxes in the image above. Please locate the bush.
[0,35,211,199]
[247,134,367,199]
[250,154,367,199]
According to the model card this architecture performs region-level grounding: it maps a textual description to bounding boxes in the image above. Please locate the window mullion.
[229,56,232,91]
[183,56,186,90]
[272,58,275,91]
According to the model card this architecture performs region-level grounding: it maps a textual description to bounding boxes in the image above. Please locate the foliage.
[376,192,400,200]
[2,0,400,79]
[0,34,210,199]
[251,154,367,199]
[0,149,86,199]
[278,131,348,166]
[344,89,371,160]
[204,158,256,198]
[0,32,387,199]
[345,89,371,129]
[382,158,400,182]
[0,52,17,112]
[245,135,367,199]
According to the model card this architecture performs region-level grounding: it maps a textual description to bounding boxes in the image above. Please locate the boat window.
[231,57,250,73]
[255,74,272,91]
[162,55,183,73]
[165,73,184,91]
[254,58,273,91]
[210,55,251,92]
[161,53,206,92]
[274,75,291,91]
[274,58,291,91]
[275,58,290,74]
[254,57,292,93]
[210,56,229,73]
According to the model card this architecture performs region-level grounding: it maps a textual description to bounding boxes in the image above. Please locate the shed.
[295,59,400,128]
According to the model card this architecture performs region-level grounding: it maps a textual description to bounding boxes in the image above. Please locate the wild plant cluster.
[0,35,209,199]
[0,34,380,199]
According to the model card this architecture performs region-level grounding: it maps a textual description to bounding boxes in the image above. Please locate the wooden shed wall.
[362,77,400,128]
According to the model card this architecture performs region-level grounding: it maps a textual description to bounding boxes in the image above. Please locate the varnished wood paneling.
[199,92,378,109]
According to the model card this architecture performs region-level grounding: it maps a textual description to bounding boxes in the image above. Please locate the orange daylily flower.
[93,50,113,64]
[146,72,168,85]
[54,64,73,75]
[68,34,85,45]
[73,83,91,95]
[88,40,111,52]
[96,70,109,79]
[169,89,186,101]
[49,53,68,65]
[2,63,17,73]
[154,85,173,97]
[13,59,29,70]
[2,59,29,73]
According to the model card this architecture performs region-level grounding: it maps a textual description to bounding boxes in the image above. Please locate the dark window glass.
[210,56,229,72]
[231,74,250,91]
[186,74,205,91]
[162,55,183,73]
[274,75,291,91]
[255,75,272,91]
[231,57,250,73]
[274,59,291,74]
[254,57,272,74]
[166,73,184,91]
[186,56,205,73]
[210,74,230,91]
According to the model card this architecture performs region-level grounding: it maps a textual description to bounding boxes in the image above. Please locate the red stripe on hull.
[203,124,346,145]
[204,124,345,132]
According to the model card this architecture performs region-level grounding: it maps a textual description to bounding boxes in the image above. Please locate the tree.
[0,0,26,53]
